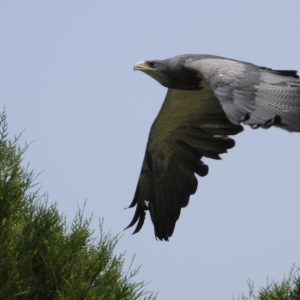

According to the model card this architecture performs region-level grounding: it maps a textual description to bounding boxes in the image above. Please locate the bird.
[126,54,300,241]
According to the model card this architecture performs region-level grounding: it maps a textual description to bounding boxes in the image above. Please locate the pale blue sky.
[1,1,300,299]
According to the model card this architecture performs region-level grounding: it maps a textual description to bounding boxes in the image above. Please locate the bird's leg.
[260,115,281,128]
[249,115,281,129]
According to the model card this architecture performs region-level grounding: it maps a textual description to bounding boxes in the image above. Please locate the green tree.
[237,268,300,300]
[0,111,155,300]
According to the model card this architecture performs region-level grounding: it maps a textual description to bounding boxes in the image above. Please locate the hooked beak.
[134,61,152,71]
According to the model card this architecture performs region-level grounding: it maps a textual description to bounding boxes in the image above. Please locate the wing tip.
[125,191,147,234]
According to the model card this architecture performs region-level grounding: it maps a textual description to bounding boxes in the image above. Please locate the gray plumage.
[127,54,300,241]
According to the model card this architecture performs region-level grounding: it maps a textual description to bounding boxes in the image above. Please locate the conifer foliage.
[238,269,300,300]
[0,111,155,300]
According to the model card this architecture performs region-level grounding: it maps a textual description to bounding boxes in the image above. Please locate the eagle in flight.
[126,54,300,241]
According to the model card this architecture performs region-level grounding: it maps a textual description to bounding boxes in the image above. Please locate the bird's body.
[127,54,300,240]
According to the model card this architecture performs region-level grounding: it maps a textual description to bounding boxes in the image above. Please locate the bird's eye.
[147,61,157,68]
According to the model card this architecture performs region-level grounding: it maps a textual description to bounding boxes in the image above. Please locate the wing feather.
[127,87,242,240]
[186,57,300,131]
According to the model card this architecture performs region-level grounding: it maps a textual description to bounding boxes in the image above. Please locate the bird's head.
[134,59,171,87]
[134,56,201,90]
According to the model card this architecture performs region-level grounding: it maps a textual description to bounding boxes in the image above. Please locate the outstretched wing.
[186,57,300,131]
[127,87,242,240]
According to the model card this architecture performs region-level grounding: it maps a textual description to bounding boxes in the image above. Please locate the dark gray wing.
[186,57,300,131]
[127,87,242,240]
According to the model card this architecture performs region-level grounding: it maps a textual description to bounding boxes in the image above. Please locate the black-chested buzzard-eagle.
[126,54,300,241]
